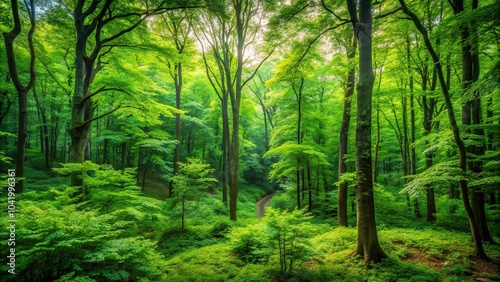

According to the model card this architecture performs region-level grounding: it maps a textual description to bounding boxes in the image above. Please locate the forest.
[1,0,500,281]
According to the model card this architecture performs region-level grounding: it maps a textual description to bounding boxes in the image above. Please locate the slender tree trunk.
[181,195,185,234]
[407,38,421,218]
[402,91,411,212]
[486,98,496,204]
[33,87,50,169]
[296,158,301,209]
[222,98,229,204]
[353,0,387,266]
[373,103,380,183]
[307,159,312,212]
[170,62,183,196]
[338,35,356,226]
[294,77,305,210]
[423,69,437,221]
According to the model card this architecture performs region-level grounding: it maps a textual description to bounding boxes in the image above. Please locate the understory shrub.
[0,201,167,282]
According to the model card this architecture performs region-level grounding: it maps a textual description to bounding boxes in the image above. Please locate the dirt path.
[256,194,273,219]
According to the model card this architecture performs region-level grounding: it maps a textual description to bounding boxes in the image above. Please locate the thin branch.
[321,0,349,21]
[373,7,403,19]
[39,59,71,96]
[101,19,144,46]
[291,21,351,70]
[82,0,103,18]
[242,45,276,87]
[26,0,36,90]
[80,87,130,106]
[81,104,121,127]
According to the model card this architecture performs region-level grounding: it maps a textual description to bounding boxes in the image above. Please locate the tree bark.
[228,0,246,221]
[467,0,493,244]
[353,0,387,266]
[407,37,421,218]
[33,87,50,169]
[294,77,305,210]
[423,64,437,221]
[338,34,356,227]
[169,61,183,197]
[221,97,230,204]
[307,159,313,212]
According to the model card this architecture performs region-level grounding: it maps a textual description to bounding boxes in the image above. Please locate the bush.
[0,201,167,282]
[228,224,269,263]
[435,196,469,232]
[229,208,316,281]
[210,218,234,238]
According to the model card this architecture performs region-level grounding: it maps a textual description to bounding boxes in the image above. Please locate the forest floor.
[394,242,500,280]
[137,172,500,281]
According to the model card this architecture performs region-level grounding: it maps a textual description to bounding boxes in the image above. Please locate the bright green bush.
[229,208,316,280]
[228,224,269,263]
[0,200,167,282]
[435,196,469,232]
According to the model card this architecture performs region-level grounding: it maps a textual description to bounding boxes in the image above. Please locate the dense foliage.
[1,0,499,281]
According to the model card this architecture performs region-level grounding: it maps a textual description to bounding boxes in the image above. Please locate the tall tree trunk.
[181,195,185,234]
[228,0,246,221]
[170,62,183,197]
[407,37,421,218]
[486,98,496,204]
[423,66,437,221]
[70,6,91,191]
[33,87,50,169]
[221,97,230,204]
[402,90,411,212]
[373,106,380,182]
[353,0,387,266]
[338,34,356,227]
[467,0,493,243]
[296,158,301,209]
[3,0,36,193]
[307,159,313,212]
[400,0,487,259]
[294,77,305,210]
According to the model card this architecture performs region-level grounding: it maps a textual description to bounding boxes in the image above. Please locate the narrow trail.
[256,194,273,219]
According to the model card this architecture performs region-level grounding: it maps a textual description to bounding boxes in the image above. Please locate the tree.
[352,0,387,266]
[449,0,494,244]
[156,10,193,197]
[399,0,488,259]
[2,0,36,193]
[328,1,357,227]
[194,0,274,220]
[170,158,217,233]
[63,0,201,195]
